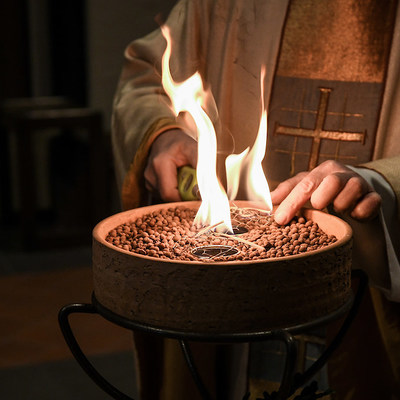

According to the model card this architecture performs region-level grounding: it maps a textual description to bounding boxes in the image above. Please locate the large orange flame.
[161,26,232,232]
[160,25,272,234]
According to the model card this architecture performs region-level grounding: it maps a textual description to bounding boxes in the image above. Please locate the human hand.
[270,160,382,225]
[144,129,197,201]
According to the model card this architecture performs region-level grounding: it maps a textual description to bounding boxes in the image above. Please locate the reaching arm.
[271,156,400,300]
[144,129,197,202]
[271,160,382,225]
[111,0,209,209]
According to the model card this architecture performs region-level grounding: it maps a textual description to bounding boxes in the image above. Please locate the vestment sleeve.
[111,0,209,210]
[352,156,400,301]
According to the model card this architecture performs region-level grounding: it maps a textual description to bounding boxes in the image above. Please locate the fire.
[161,26,232,232]
[226,67,273,211]
[160,25,271,232]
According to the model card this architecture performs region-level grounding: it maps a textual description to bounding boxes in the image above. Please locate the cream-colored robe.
[112,0,400,398]
[112,0,400,209]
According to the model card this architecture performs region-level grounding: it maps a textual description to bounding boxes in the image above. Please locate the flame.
[161,26,232,232]
[226,148,249,200]
[160,26,272,232]
[225,67,272,212]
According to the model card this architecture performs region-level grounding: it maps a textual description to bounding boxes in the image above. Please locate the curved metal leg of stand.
[274,330,298,400]
[180,331,298,400]
[59,271,367,400]
[179,340,214,400]
[58,303,136,400]
[291,269,368,392]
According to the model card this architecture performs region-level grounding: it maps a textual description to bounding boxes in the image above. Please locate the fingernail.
[274,210,287,225]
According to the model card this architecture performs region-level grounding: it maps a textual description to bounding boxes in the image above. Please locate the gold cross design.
[274,88,366,170]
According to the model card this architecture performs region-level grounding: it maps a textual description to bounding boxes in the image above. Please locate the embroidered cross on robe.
[252,0,397,397]
[264,0,396,189]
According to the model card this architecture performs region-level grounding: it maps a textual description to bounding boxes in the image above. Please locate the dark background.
[0,2,178,399]
[0,0,176,250]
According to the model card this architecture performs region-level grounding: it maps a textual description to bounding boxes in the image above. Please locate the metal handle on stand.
[58,302,298,400]
[58,303,136,400]
[58,270,367,400]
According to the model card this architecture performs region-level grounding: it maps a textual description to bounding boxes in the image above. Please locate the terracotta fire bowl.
[92,201,353,335]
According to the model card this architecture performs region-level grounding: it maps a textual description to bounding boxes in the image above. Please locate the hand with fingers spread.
[271,160,382,225]
[144,129,197,202]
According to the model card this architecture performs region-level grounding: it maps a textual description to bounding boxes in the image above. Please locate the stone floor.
[0,245,138,399]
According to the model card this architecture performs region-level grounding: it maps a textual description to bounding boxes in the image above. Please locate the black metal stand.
[58,270,367,400]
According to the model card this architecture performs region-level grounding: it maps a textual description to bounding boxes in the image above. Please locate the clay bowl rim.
[93,200,353,266]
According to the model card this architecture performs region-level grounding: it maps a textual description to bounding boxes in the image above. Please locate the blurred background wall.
[86,0,176,129]
[29,0,176,125]
[0,0,176,249]
[0,5,179,398]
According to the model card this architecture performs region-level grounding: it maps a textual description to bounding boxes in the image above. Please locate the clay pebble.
[105,206,337,262]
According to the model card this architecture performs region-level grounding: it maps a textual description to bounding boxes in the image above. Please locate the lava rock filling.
[105,206,337,262]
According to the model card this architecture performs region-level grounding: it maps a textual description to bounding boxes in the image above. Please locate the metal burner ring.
[191,245,239,259]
